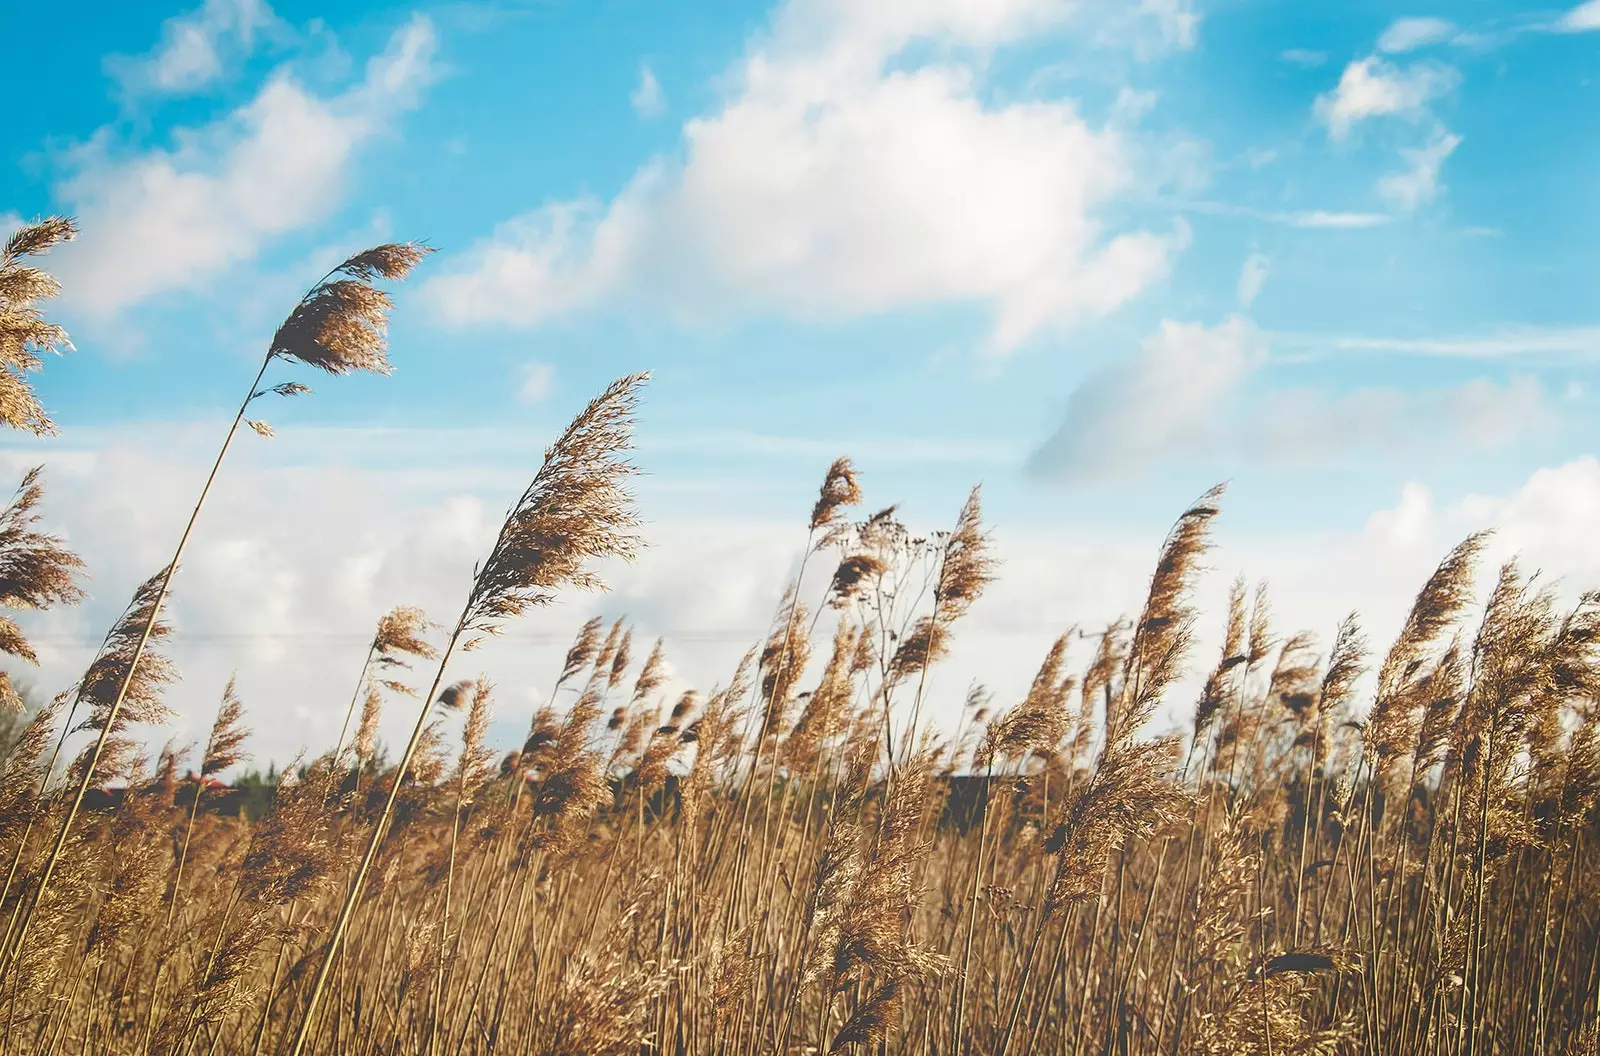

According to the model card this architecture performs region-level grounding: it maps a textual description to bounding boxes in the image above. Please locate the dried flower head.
[631,637,667,704]
[73,568,180,744]
[201,677,251,777]
[267,243,432,376]
[0,468,86,696]
[559,616,605,691]
[459,374,646,646]
[373,605,438,668]
[811,456,863,533]
[0,217,77,435]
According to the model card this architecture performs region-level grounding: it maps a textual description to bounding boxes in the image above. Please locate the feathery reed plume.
[8,244,430,976]
[538,898,677,1056]
[784,622,858,772]
[984,633,1075,764]
[0,216,76,435]
[632,637,667,704]
[608,626,634,690]
[167,677,250,923]
[355,684,382,766]
[1320,613,1366,720]
[289,373,647,1055]
[811,457,863,541]
[558,616,605,693]
[1193,578,1249,746]
[932,485,996,628]
[0,696,58,835]
[594,617,626,675]
[1113,484,1224,745]
[830,979,903,1052]
[200,676,250,779]
[333,604,438,771]
[1368,532,1488,768]
[0,468,86,712]
[2,566,179,976]
[374,604,438,666]
[761,597,812,736]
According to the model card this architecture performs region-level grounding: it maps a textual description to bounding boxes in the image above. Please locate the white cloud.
[1236,252,1269,307]
[1559,2,1600,31]
[1280,49,1327,68]
[424,0,1188,353]
[1377,128,1462,210]
[631,64,665,118]
[1028,316,1266,482]
[1286,209,1391,229]
[1315,56,1459,140]
[1137,0,1199,50]
[518,361,554,403]
[1377,17,1458,53]
[1334,326,1600,359]
[1190,202,1392,229]
[1028,318,1553,482]
[54,15,439,318]
[106,0,282,97]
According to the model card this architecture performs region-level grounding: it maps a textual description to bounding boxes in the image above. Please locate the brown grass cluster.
[0,220,1598,1056]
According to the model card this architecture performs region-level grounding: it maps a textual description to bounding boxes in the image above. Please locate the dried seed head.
[559,617,605,691]
[933,485,996,626]
[0,217,77,435]
[460,374,646,645]
[810,456,863,533]
[373,605,437,666]
[631,637,667,704]
[201,676,251,778]
[436,679,475,712]
[608,627,634,691]
[1114,485,1224,745]
[267,243,432,376]
[355,684,382,763]
[0,467,87,676]
[74,567,180,746]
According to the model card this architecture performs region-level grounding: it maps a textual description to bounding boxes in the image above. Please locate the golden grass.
[0,221,1597,1055]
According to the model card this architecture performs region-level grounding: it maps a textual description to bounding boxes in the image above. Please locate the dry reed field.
[1,218,1599,1056]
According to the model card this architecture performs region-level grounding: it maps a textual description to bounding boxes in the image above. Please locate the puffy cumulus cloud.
[1559,2,1600,32]
[1314,56,1459,141]
[106,0,283,97]
[53,15,438,319]
[1376,17,1458,54]
[423,0,1191,354]
[1028,318,1554,483]
[1377,128,1462,210]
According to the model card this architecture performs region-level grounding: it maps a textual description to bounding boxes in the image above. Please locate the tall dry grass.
[0,216,1597,1055]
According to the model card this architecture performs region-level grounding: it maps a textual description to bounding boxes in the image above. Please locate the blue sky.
[5,0,1600,761]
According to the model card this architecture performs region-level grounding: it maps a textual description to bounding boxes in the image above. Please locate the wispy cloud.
[1189,202,1392,229]
[1315,55,1459,140]
[630,63,665,118]
[1377,17,1458,54]
[1028,318,1554,483]
[1334,327,1600,359]
[1236,252,1269,307]
[1377,128,1462,210]
[105,0,283,98]
[54,15,439,319]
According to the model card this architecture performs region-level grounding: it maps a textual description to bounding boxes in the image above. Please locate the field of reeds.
[0,218,1598,1055]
